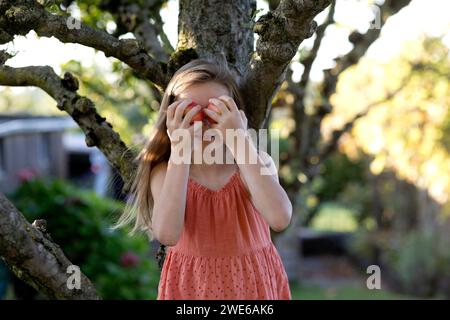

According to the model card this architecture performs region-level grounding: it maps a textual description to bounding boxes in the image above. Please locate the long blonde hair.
[113,58,245,241]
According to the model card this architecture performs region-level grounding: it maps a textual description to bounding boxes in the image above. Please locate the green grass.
[290,282,413,300]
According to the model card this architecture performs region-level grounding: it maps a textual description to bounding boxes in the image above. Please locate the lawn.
[290,282,413,300]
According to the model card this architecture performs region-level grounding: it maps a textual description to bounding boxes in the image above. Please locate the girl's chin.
[203,119,213,128]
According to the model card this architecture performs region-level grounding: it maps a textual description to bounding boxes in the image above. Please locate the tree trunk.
[177,0,255,78]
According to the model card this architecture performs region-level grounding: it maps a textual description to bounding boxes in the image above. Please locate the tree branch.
[0,192,100,299]
[152,6,175,54]
[104,0,171,61]
[0,58,137,193]
[241,0,332,129]
[299,0,335,89]
[322,0,412,98]
[281,71,411,195]
[293,0,413,181]
[0,0,168,89]
[286,1,336,162]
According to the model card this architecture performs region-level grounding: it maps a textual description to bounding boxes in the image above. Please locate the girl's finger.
[174,99,192,123]
[209,98,230,114]
[181,105,202,128]
[203,127,222,142]
[218,95,239,113]
[203,108,221,123]
[239,110,247,121]
[166,99,182,121]
[188,121,203,133]
[188,122,204,146]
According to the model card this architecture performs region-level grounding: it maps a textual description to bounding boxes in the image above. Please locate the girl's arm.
[204,95,292,232]
[151,98,203,246]
[150,159,190,246]
[231,132,292,232]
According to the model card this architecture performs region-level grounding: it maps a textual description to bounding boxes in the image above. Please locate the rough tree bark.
[177,0,255,77]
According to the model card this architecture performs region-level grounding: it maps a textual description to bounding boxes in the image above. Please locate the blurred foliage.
[295,152,372,230]
[75,0,115,32]
[0,1,164,146]
[315,153,367,201]
[61,59,159,145]
[272,36,450,240]
[277,37,450,299]
[299,35,450,235]
[0,57,159,146]
[0,87,62,115]
[328,36,450,204]
[9,178,160,299]
[351,227,450,298]
[387,229,450,297]
[66,0,169,37]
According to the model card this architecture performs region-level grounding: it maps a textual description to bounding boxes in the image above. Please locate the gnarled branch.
[299,0,336,89]
[103,0,171,61]
[322,0,412,98]
[288,1,336,158]
[242,0,332,128]
[0,60,137,193]
[0,192,100,299]
[0,0,168,89]
[290,0,412,183]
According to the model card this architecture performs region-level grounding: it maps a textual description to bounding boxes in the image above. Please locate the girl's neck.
[189,162,238,179]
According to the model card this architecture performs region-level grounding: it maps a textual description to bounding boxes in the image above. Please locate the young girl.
[115,58,292,300]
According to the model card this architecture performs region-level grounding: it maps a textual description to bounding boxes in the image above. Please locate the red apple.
[183,102,204,124]
[206,103,221,124]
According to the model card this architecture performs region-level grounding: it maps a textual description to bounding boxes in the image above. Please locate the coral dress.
[157,168,291,300]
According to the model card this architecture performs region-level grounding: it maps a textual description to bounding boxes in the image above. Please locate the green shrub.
[350,228,450,298]
[384,229,450,297]
[9,178,160,299]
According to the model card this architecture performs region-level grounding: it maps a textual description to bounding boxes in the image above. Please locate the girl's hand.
[166,99,203,152]
[203,95,248,144]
